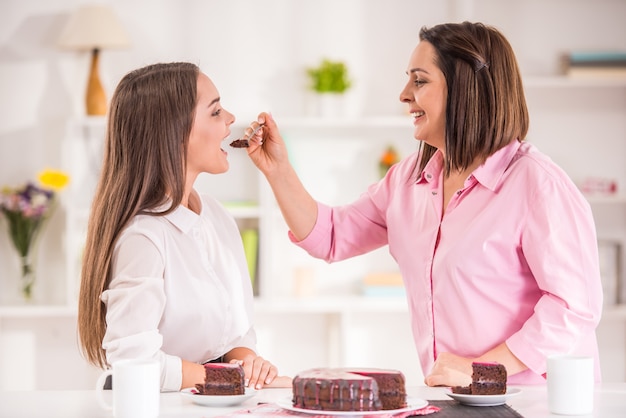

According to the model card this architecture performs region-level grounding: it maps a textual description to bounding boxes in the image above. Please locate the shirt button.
[457,190,462,195]
[432,191,437,196]
[426,174,432,179]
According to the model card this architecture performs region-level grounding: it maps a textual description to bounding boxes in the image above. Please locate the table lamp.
[58,5,130,116]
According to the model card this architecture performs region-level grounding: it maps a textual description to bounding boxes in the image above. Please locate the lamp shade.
[58,4,130,50]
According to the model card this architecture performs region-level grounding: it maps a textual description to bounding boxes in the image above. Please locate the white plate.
[445,387,522,406]
[276,396,428,416]
[180,387,256,407]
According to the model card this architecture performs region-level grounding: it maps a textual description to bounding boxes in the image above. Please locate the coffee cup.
[547,354,594,415]
[96,358,160,418]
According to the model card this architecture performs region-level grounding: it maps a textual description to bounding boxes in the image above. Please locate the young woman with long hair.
[78,62,289,391]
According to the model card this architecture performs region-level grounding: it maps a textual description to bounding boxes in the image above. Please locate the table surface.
[1,383,625,418]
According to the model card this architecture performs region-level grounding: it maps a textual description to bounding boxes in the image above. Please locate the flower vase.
[19,252,37,302]
[7,218,46,303]
[2,173,69,304]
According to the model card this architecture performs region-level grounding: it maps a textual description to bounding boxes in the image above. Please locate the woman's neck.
[182,189,201,214]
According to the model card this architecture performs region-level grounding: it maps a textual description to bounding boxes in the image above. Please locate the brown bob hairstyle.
[415,22,529,177]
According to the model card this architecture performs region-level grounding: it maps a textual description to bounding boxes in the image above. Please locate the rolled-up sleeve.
[507,174,603,378]
[290,198,389,262]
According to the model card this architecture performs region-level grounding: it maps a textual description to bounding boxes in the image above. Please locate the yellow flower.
[38,169,70,191]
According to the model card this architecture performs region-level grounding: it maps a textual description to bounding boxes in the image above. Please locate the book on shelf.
[567,66,626,79]
[361,272,405,297]
[567,51,626,65]
[241,228,259,296]
[563,50,626,79]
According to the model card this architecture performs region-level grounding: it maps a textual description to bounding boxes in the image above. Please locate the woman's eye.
[414,79,426,86]
[211,108,222,117]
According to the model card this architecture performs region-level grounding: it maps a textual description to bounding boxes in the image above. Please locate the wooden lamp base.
[86,48,107,116]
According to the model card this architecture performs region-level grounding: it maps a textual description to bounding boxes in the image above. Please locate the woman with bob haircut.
[242,22,603,387]
[77,62,289,391]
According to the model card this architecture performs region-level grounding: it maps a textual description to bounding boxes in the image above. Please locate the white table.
[1,384,625,418]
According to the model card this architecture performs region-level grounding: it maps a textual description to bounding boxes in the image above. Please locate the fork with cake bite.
[229,123,265,148]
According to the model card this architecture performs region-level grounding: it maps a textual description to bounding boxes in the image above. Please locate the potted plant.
[307,59,352,94]
[306,59,352,117]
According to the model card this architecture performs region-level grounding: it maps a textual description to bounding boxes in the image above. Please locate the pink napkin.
[217,402,440,417]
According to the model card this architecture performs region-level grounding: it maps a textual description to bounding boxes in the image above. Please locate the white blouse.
[101,193,257,391]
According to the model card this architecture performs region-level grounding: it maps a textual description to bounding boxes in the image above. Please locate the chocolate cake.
[348,368,407,410]
[451,362,507,395]
[292,367,406,411]
[229,139,249,148]
[195,363,245,395]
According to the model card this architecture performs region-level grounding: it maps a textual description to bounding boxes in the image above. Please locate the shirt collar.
[149,199,202,234]
[472,140,522,191]
[417,141,522,191]
[418,150,444,184]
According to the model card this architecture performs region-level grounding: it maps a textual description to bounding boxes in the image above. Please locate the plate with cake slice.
[444,361,521,406]
[276,396,429,416]
[180,387,257,407]
[445,387,522,407]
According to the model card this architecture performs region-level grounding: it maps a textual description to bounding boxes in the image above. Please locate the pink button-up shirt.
[293,140,603,384]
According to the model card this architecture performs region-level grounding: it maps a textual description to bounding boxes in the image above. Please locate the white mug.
[547,355,594,415]
[96,358,160,418]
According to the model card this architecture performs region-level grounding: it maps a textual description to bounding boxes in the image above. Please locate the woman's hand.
[224,347,279,389]
[425,344,527,387]
[424,352,473,387]
[245,112,289,178]
[264,375,293,388]
[229,353,279,390]
[181,360,207,390]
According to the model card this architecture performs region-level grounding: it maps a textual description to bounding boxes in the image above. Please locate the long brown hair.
[415,22,529,177]
[78,62,199,368]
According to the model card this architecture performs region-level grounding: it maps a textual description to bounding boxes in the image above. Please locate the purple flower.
[1,182,57,257]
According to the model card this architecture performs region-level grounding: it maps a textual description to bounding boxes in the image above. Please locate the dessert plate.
[276,396,428,416]
[445,387,522,406]
[180,387,256,407]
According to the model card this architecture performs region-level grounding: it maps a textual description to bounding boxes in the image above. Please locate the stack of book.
[361,272,405,297]
[564,51,626,79]
[241,228,259,296]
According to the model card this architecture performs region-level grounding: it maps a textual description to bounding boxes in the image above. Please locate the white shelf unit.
[31,76,626,312]
[1,75,623,314]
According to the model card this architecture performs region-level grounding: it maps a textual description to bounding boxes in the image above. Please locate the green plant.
[307,59,352,93]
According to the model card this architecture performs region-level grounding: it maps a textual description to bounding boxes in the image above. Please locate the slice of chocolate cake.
[450,385,472,394]
[471,362,507,395]
[451,362,507,395]
[195,363,245,395]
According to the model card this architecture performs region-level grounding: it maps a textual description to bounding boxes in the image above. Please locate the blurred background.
[0,0,625,390]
